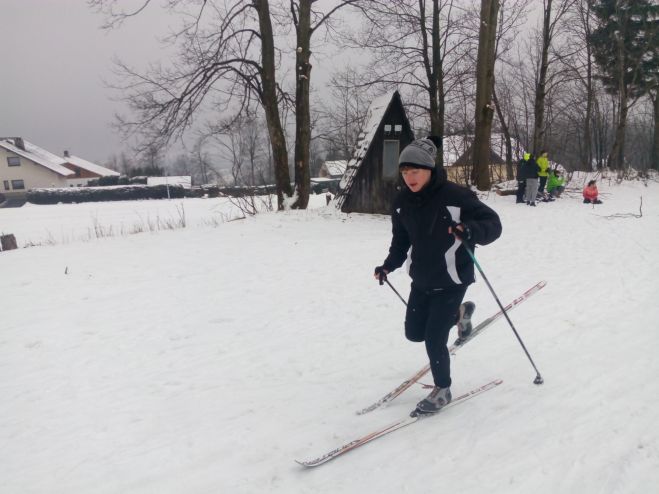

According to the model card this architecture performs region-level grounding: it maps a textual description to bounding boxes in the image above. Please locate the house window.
[11,179,25,190]
[383,140,400,179]
[7,156,21,166]
[3,180,9,191]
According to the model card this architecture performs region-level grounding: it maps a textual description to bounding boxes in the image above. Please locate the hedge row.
[26,184,222,205]
[25,183,290,205]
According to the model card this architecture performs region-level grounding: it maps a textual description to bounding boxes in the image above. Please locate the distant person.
[537,150,550,194]
[583,180,602,204]
[546,168,565,198]
[516,153,528,204]
[522,153,540,206]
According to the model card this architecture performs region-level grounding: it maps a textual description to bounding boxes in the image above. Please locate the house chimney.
[64,150,70,158]
[14,137,25,150]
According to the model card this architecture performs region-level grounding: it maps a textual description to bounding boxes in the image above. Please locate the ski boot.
[454,301,475,345]
[411,386,452,417]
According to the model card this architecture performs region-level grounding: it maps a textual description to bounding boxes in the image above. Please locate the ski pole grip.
[375,266,387,285]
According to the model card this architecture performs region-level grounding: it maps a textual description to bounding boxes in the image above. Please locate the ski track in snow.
[1,177,659,493]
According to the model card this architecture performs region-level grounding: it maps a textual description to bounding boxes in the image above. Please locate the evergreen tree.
[590,0,658,97]
[588,0,659,169]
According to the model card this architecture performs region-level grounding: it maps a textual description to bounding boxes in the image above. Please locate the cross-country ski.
[296,379,503,468]
[357,281,546,415]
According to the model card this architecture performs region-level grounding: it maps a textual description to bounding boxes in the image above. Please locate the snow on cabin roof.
[322,160,347,177]
[0,137,74,177]
[65,154,120,177]
[338,92,397,194]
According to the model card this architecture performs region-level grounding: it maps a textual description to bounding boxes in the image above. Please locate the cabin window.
[3,180,9,190]
[11,179,25,190]
[7,156,21,166]
[382,140,400,179]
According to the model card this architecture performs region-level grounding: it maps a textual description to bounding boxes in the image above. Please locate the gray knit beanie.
[398,138,437,170]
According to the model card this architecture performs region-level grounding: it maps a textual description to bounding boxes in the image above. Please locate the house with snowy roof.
[335,91,415,214]
[0,137,74,198]
[311,160,348,194]
[319,160,347,179]
[61,150,120,186]
[442,133,527,184]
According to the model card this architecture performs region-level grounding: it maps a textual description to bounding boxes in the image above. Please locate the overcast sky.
[0,1,360,166]
[0,0,177,164]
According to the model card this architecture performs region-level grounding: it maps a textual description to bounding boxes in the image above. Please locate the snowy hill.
[1,177,658,493]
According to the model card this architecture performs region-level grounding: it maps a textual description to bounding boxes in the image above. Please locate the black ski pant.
[405,285,467,389]
[516,180,526,203]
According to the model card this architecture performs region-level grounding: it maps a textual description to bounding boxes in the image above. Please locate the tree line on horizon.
[92,0,658,206]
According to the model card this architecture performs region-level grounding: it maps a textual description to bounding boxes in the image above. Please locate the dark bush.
[97,175,121,186]
[26,184,187,205]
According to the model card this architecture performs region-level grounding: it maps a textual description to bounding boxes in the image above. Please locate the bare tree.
[492,0,533,179]
[89,0,296,208]
[90,1,354,210]
[191,136,217,185]
[318,66,372,160]
[348,0,472,164]
[472,0,499,190]
[652,89,659,170]
[532,0,577,153]
[209,113,269,186]
[288,0,359,208]
[571,0,596,169]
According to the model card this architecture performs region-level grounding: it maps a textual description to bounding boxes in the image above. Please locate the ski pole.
[385,278,407,307]
[461,241,544,385]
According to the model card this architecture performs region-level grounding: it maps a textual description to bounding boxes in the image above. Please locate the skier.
[515,154,528,204]
[373,137,502,416]
[522,153,540,206]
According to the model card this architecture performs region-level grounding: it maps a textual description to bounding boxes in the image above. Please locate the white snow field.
[1,176,658,493]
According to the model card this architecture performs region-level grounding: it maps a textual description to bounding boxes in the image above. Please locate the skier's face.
[401,167,432,193]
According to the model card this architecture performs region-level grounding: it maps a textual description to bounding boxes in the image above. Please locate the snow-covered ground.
[1,176,658,493]
[0,196,247,248]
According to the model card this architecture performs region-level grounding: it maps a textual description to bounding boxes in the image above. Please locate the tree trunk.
[583,53,593,170]
[472,0,499,190]
[608,11,629,172]
[652,93,659,171]
[292,0,312,209]
[582,1,594,171]
[420,0,445,165]
[492,84,513,180]
[433,0,446,167]
[254,0,292,210]
[608,93,628,171]
[532,0,552,154]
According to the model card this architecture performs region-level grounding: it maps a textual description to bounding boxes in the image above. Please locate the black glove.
[451,222,472,241]
[374,265,388,285]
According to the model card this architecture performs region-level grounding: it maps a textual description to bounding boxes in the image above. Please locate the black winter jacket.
[382,172,502,291]
[520,158,540,179]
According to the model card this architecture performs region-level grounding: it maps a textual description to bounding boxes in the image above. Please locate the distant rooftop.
[0,137,74,177]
